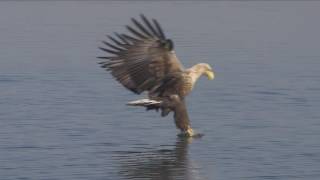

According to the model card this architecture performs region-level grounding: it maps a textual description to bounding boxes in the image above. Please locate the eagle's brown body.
[98,15,214,136]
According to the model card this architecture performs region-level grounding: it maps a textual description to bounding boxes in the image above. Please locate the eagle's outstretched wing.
[98,14,184,94]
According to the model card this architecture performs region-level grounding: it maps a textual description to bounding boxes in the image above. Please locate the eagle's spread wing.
[98,14,184,94]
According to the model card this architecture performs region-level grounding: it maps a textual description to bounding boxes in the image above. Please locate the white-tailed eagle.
[98,15,215,137]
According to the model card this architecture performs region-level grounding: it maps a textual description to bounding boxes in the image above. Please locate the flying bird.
[98,14,215,137]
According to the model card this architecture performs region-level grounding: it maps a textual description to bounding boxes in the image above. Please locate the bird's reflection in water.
[113,137,201,180]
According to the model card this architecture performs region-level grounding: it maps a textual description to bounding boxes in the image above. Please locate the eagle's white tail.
[126,99,161,106]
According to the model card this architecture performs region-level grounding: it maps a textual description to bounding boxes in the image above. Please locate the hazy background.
[0,1,320,180]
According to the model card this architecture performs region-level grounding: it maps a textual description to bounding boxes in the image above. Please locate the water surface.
[1,1,320,180]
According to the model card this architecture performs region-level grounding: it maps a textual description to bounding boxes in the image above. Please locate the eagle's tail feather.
[126,99,161,109]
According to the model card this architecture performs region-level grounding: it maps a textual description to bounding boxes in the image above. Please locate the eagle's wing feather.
[98,14,184,94]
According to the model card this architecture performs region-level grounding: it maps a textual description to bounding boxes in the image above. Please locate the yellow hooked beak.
[205,70,215,80]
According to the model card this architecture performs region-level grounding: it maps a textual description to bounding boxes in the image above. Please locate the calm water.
[1,1,320,180]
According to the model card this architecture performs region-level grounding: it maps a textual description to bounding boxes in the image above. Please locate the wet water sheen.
[1,1,320,180]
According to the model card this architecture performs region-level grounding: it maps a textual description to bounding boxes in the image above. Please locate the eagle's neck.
[187,64,207,84]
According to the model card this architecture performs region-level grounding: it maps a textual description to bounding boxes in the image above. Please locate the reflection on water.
[113,138,200,180]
